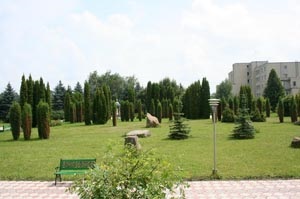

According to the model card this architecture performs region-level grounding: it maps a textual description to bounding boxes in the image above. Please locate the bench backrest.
[59,159,96,170]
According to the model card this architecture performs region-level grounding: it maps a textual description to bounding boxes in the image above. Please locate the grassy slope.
[0,115,299,180]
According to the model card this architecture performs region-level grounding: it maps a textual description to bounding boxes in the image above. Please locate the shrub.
[22,103,32,140]
[9,101,21,140]
[112,101,117,126]
[37,101,50,139]
[251,108,266,122]
[51,110,64,120]
[69,145,186,199]
[221,107,235,123]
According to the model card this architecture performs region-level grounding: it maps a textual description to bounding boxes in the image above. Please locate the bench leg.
[55,174,61,186]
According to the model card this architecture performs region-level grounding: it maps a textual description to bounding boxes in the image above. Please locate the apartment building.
[228,61,300,97]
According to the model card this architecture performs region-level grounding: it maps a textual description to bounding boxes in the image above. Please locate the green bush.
[51,110,64,120]
[69,145,186,199]
[37,101,50,139]
[9,101,21,140]
[21,103,32,140]
[221,107,235,123]
[251,108,266,122]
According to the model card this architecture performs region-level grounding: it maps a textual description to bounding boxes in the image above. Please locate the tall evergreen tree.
[277,98,284,123]
[37,101,50,139]
[290,96,298,123]
[264,69,285,112]
[64,92,71,122]
[265,98,271,117]
[157,101,162,123]
[74,82,83,94]
[22,103,32,140]
[137,99,143,121]
[0,83,18,122]
[32,80,40,127]
[39,78,46,102]
[20,74,28,108]
[146,81,152,112]
[200,78,210,119]
[45,82,51,112]
[26,75,34,111]
[9,101,21,140]
[52,81,66,111]
[102,85,112,121]
[84,81,92,125]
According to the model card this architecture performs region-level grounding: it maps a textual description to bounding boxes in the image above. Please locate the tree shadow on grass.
[0,137,42,143]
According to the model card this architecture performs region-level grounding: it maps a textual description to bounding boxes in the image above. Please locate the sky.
[1,0,300,93]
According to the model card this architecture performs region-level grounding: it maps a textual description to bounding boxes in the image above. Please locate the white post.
[208,99,220,176]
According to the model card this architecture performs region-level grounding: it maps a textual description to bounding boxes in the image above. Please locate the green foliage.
[169,113,190,139]
[129,102,134,122]
[52,81,66,111]
[232,95,255,139]
[239,85,253,113]
[21,103,32,140]
[84,81,92,125]
[137,100,143,121]
[168,103,173,121]
[277,98,284,123]
[265,98,271,117]
[157,101,162,123]
[9,101,21,140]
[26,75,34,111]
[37,101,50,139]
[251,107,266,122]
[215,79,232,101]
[74,82,83,94]
[264,69,285,112]
[0,83,18,122]
[200,78,210,119]
[69,145,186,199]
[112,101,117,126]
[221,107,235,123]
[290,96,298,123]
[233,96,239,115]
[183,80,201,119]
[93,87,108,124]
[64,92,71,122]
[20,74,28,108]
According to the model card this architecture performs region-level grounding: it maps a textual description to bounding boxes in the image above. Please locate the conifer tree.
[112,101,117,126]
[84,81,92,125]
[168,103,173,121]
[9,101,21,140]
[20,74,28,108]
[0,83,18,122]
[169,113,190,140]
[290,96,298,123]
[277,98,284,123]
[22,103,32,140]
[137,99,142,121]
[200,78,210,119]
[26,75,34,112]
[37,101,50,139]
[265,98,271,117]
[64,92,71,122]
[232,94,255,139]
[264,69,285,112]
[157,101,162,123]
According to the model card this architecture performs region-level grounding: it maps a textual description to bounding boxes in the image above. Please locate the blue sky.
[1,0,300,93]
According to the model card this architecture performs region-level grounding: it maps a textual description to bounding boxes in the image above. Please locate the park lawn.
[0,115,299,181]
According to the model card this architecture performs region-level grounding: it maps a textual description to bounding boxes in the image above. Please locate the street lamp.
[208,98,220,176]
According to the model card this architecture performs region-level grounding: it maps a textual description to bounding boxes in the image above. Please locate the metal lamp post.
[208,98,220,175]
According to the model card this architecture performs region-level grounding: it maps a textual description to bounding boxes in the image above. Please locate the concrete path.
[0,179,300,199]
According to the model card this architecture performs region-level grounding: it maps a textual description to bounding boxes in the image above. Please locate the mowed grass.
[0,115,300,181]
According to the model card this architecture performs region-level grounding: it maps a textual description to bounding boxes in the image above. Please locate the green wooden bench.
[54,158,96,185]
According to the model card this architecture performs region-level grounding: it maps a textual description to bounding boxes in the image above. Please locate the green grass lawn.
[0,115,300,181]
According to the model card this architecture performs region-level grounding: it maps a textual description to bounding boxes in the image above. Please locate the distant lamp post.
[208,98,220,176]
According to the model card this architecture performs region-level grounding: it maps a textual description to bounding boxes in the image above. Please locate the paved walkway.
[0,179,300,198]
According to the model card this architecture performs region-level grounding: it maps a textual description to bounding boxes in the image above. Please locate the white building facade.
[228,61,300,97]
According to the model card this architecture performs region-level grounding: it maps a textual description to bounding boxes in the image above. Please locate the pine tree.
[9,101,21,140]
[157,101,162,123]
[0,83,18,122]
[232,94,255,139]
[137,100,142,121]
[168,113,190,139]
[52,80,66,111]
[168,103,173,121]
[112,101,117,126]
[264,69,285,112]
[26,75,34,113]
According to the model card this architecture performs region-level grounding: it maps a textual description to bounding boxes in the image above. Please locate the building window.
[293,81,296,87]
[247,72,249,76]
